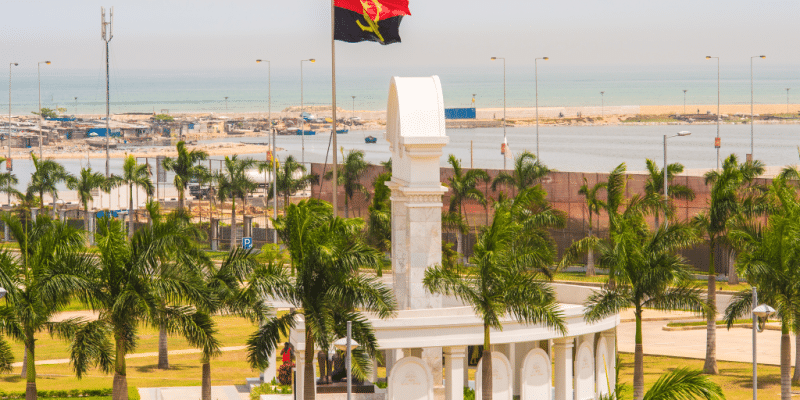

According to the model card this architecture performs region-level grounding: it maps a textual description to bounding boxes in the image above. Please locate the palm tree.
[203,248,290,400]
[424,189,566,400]
[215,155,258,250]
[724,178,799,399]
[27,152,71,214]
[578,177,606,276]
[71,205,216,400]
[366,161,392,262]
[692,154,764,375]
[162,141,209,211]
[325,149,371,217]
[66,167,109,234]
[274,155,316,213]
[490,150,549,195]
[643,159,695,229]
[249,199,396,400]
[0,214,95,400]
[117,155,154,237]
[604,163,629,288]
[600,368,724,400]
[446,155,489,261]
[584,214,706,400]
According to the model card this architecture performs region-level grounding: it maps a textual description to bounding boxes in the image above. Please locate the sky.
[1,0,799,73]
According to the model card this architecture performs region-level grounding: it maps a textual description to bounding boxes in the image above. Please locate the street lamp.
[787,88,791,114]
[300,58,315,166]
[38,61,51,159]
[8,62,18,213]
[534,57,548,160]
[662,131,691,228]
[224,96,229,111]
[751,287,775,400]
[600,91,605,118]
[256,59,277,244]
[490,57,506,169]
[706,56,720,169]
[333,322,358,400]
[683,90,687,115]
[351,95,356,128]
[750,55,766,160]
[74,97,78,117]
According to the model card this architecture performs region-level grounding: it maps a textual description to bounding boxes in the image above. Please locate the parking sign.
[242,237,253,250]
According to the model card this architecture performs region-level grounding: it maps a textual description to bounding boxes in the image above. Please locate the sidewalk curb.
[662,323,781,331]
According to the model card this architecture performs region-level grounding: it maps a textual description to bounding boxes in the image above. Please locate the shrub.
[463,387,475,400]
[278,362,294,385]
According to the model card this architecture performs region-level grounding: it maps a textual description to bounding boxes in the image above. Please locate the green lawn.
[3,315,261,365]
[554,271,751,292]
[618,352,792,400]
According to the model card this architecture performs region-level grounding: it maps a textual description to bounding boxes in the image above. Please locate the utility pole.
[74,97,78,116]
[101,6,113,179]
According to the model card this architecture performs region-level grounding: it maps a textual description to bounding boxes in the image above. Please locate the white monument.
[388,357,434,400]
[288,76,620,400]
[475,352,513,400]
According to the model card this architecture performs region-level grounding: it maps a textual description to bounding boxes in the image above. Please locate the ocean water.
[2,64,800,115]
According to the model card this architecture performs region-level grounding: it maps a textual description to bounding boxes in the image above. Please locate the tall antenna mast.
[101,6,113,179]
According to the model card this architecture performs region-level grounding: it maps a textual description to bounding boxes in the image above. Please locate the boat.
[336,128,349,134]
[365,135,377,144]
[295,129,316,136]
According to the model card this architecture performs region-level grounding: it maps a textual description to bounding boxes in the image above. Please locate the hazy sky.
[2,0,799,73]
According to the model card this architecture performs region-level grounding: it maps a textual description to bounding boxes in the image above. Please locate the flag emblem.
[334,0,410,45]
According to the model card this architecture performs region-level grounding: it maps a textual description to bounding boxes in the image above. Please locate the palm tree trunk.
[344,195,349,218]
[304,329,316,400]
[113,336,129,400]
[703,238,718,374]
[654,212,660,231]
[633,310,644,400]
[201,362,211,400]
[230,197,236,250]
[83,202,89,238]
[128,184,134,238]
[481,324,492,400]
[157,323,169,369]
[781,324,791,400]
[179,187,185,211]
[24,341,35,400]
[586,227,595,276]
[793,326,800,384]
[20,345,27,378]
[456,230,463,264]
[727,247,739,285]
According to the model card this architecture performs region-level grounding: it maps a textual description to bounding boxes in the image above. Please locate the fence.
[311,162,771,274]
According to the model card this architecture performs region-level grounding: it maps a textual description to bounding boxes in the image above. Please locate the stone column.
[444,346,467,400]
[371,357,379,383]
[296,350,305,400]
[553,338,574,400]
[385,349,402,382]
[262,350,277,384]
[31,207,39,221]
[601,329,617,392]
[422,347,443,387]
[210,218,219,251]
[243,215,253,239]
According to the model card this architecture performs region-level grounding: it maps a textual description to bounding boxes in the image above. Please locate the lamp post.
[300,59,315,166]
[706,56,720,169]
[534,57,548,160]
[750,55,766,160]
[333,322,358,400]
[224,96,229,111]
[8,62,17,212]
[74,97,78,117]
[490,57,506,169]
[256,59,277,244]
[38,61,51,159]
[751,287,775,400]
[351,95,356,128]
[787,88,791,114]
[600,91,605,118]
[683,90,687,115]
[662,131,691,228]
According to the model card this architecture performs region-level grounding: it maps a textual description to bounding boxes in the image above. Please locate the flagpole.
[331,0,339,218]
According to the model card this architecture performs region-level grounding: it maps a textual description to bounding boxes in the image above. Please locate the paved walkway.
[10,345,247,367]
[617,311,793,366]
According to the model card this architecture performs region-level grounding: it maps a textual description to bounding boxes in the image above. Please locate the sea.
[2,64,800,115]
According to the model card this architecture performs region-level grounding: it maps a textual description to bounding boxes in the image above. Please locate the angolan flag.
[334,0,410,45]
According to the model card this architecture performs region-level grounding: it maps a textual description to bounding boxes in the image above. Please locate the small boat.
[336,128,349,134]
[365,135,377,144]
[295,129,316,136]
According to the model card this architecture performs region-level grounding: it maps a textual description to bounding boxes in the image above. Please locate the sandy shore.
[8,142,278,160]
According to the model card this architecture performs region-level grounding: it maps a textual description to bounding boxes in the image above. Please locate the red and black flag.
[334,0,410,45]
